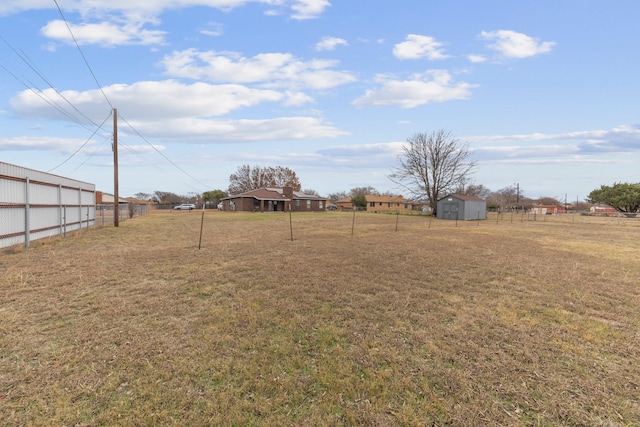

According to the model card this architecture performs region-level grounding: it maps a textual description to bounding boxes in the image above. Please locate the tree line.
[137,129,640,214]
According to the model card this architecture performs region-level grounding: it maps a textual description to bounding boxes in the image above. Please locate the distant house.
[437,194,487,220]
[220,187,327,212]
[95,191,128,205]
[126,196,154,205]
[531,204,567,215]
[335,197,356,211]
[590,205,618,215]
[335,194,417,212]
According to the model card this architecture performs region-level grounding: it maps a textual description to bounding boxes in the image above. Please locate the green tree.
[203,189,228,204]
[351,192,367,210]
[587,182,640,213]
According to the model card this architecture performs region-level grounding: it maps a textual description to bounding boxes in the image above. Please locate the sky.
[1,0,639,201]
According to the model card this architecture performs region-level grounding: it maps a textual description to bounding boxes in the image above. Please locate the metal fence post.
[25,177,30,250]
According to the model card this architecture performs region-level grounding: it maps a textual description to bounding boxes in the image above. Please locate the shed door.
[443,202,459,219]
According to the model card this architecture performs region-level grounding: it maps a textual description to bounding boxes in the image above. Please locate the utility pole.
[113,108,119,227]
[515,182,520,209]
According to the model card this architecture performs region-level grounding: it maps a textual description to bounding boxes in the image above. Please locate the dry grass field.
[1,210,639,426]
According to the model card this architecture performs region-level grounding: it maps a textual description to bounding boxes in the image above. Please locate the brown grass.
[1,210,639,426]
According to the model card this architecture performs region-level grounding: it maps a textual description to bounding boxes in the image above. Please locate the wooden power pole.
[113,108,119,227]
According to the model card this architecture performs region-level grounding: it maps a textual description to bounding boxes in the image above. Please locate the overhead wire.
[0,34,104,131]
[47,111,113,172]
[50,0,210,191]
[119,113,211,190]
[52,0,113,110]
[3,1,211,192]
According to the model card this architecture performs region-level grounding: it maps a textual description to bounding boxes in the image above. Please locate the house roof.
[225,188,289,201]
[224,187,326,201]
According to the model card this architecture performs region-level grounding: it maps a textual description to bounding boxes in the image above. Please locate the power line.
[52,0,113,109]
[48,111,113,172]
[119,113,211,190]
[0,34,106,131]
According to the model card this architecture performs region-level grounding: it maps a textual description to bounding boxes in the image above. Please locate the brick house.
[531,204,567,215]
[220,187,327,212]
[335,194,416,212]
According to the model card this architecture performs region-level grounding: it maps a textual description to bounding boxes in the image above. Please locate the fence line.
[95,203,150,227]
[1,162,96,249]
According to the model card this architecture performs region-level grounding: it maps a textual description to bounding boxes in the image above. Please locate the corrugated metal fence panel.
[1,161,96,249]
[29,180,59,204]
[61,187,80,205]
[30,206,61,231]
[0,162,94,190]
[81,190,95,205]
[1,177,26,204]
[0,206,24,235]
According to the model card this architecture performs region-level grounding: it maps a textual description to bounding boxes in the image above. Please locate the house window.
[306,200,311,209]
[295,200,301,211]
[404,203,409,209]
[370,202,375,207]
[388,203,391,208]
[319,201,323,209]
[379,202,382,206]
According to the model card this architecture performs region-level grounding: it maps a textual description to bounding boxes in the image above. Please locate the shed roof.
[438,194,485,202]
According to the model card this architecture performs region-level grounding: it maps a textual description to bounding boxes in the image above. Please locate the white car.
[174,203,196,210]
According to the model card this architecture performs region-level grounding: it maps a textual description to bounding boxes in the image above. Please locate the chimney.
[283,186,294,200]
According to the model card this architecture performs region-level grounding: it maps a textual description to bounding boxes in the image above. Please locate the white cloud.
[0,1,330,20]
[0,136,85,151]
[5,1,329,48]
[291,0,331,20]
[479,30,555,59]
[118,116,348,141]
[8,80,348,143]
[0,135,164,156]
[352,70,474,108]
[393,34,448,60]
[41,18,166,46]
[10,80,287,120]
[199,22,224,37]
[160,49,356,90]
[465,126,640,163]
[315,36,348,51]
[467,54,487,63]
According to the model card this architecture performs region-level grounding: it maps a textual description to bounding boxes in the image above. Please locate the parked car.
[174,203,196,210]
[326,203,337,210]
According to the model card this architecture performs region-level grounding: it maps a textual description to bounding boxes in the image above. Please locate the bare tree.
[327,191,348,201]
[228,165,301,194]
[154,191,182,204]
[492,185,522,209]
[349,186,378,196]
[454,181,491,199]
[302,188,321,196]
[134,192,153,201]
[389,130,476,213]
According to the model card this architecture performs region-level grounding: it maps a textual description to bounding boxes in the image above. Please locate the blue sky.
[1,1,639,200]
